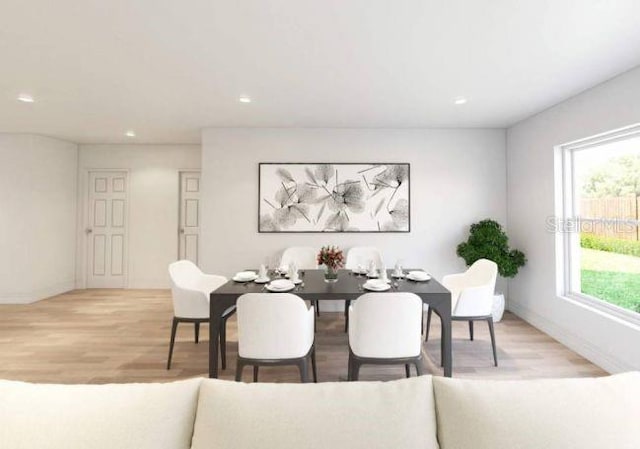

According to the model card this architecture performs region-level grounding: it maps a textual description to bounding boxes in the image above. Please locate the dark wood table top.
[212,269,450,302]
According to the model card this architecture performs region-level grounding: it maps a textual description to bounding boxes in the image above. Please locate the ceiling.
[1,0,640,144]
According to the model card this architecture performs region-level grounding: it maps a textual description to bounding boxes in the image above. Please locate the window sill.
[562,292,640,329]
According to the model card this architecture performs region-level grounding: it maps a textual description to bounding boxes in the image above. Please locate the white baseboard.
[508,301,636,374]
[0,280,75,304]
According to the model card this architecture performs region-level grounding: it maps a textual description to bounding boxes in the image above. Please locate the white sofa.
[1,373,638,449]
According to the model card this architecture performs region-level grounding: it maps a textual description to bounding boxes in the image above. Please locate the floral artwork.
[259,163,410,232]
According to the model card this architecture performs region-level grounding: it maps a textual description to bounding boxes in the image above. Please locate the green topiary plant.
[456,219,526,278]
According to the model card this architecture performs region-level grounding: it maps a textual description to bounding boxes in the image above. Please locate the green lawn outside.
[580,248,640,313]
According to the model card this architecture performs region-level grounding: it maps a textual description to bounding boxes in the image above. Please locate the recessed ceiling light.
[125,130,136,137]
[239,96,252,103]
[17,94,35,103]
[453,96,468,105]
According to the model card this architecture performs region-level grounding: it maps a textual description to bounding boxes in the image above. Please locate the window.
[556,124,640,324]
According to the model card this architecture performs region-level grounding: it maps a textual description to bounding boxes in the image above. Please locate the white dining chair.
[167,260,236,370]
[280,246,320,315]
[348,293,424,380]
[235,293,317,383]
[344,247,384,332]
[425,259,499,366]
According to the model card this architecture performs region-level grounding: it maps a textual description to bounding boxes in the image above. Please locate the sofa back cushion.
[0,378,201,449]
[433,372,640,449]
[191,376,439,449]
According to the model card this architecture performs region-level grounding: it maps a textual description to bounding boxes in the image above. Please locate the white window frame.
[556,123,640,327]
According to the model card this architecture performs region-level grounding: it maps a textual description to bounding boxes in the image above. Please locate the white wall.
[507,66,640,372]
[0,134,78,303]
[77,145,201,288]
[200,128,507,297]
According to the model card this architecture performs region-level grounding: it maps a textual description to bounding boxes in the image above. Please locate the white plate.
[351,268,368,275]
[233,274,258,282]
[363,282,391,292]
[266,284,295,292]
[269,279,295,289]
[407,272,431,282]
[254,277,270,284]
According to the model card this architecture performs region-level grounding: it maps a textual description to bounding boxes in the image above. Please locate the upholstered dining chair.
[280,246,320,315]
[344,246,384,332]
[167,260,235,370]
[235,293,317,383]
[425,258,499,366]
[348,293,424,380]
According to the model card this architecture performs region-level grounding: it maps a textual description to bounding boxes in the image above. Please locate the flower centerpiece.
[317,245,345,283]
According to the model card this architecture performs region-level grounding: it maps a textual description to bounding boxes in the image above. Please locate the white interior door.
[179,171,201,264]
[87,171,128,288]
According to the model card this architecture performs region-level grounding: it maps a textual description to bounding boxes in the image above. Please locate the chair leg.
[487,317,498,367]
[352,359,361,381]
[405,364,411,378]
[425,307,433,342]
[298,358,309,383]
[347,353,353,381]
[414,359,424,376]
[344,300,351,332]
[220,317,227,370]
[253,366,259,382]
[166,317,179,370]
[311,347,318,383]
[469,320,474,341]
[235,360,244,382]
[194,322,200,343]
[314,300,320,317]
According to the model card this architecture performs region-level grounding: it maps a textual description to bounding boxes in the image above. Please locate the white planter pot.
[492,293,505,322]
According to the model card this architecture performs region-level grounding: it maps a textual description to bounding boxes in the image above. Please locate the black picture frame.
[258,162,411,233]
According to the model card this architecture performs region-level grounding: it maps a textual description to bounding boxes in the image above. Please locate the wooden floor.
[0,289,606,384]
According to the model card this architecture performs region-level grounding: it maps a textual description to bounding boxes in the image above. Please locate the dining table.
[209,269,452,378]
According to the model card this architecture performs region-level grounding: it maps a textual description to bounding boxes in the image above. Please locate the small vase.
[324,266,339,283]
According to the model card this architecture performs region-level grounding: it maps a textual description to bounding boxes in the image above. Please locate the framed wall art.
[258,163,410,233]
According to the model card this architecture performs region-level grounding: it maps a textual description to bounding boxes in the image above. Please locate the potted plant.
[456,219,526,321]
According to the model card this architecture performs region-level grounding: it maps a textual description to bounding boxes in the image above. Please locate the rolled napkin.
[363,279,389,290]
[407,270,430,281]
[379,266,389,283]
[367,260,378,278]
[288,262,298,279]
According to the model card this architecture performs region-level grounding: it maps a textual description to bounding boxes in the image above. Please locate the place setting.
[264,263,303,292]
[232,270,259,283]
[405,270,431,282]
[361,266,393,291]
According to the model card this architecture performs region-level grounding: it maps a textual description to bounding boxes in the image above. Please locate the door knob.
[179,228,185,234]
[86,228,93,234]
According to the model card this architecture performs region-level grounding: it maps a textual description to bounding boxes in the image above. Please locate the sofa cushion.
[191,376,439,449]
[0,378,201,449]
[433,372,640,449]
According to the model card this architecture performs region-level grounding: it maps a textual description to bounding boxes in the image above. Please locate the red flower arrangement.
[317,245,345,271]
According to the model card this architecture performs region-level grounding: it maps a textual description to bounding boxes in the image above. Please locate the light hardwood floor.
[0,289,606,384]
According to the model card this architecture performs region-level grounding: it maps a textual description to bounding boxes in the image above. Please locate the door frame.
[178,170,202,265]
[78,169,131,289]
